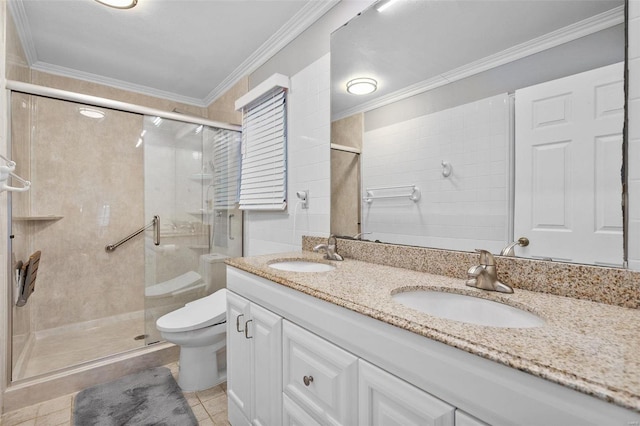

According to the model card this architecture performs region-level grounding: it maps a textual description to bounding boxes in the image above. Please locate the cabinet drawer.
[282,320,358,426]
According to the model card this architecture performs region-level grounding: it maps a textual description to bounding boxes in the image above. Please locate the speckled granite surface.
[303,236,640,309]
[227,250,640,413]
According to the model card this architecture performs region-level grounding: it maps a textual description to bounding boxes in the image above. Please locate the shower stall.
[7,84,242,383]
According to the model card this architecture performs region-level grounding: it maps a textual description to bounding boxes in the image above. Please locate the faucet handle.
[475,249,495,266]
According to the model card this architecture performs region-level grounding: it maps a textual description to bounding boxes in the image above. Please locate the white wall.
[244,54,331,255]
[243,0,374,255]
[629,0,640,270]
[362,94,510,253]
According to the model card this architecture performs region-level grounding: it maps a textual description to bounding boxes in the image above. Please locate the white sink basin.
[392,290,544,328]
[268,260,335,272]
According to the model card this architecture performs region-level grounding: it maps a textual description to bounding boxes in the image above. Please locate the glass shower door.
[143,117,242,344]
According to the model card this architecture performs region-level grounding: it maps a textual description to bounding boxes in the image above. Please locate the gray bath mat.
[73,367,197,426]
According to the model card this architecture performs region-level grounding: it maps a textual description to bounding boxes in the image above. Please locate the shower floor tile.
[16,315,145,380]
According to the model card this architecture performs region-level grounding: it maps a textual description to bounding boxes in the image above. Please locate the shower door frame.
[3,80,240,387]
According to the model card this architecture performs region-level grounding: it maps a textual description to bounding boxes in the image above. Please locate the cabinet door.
[249,302,283,426]
[359,360,455,426]
[226,291,251,425]
[283,320,358,426]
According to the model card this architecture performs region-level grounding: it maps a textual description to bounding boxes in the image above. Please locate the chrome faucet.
[500,237,529,257]
[313,235,343,261]
[466,249,513,293]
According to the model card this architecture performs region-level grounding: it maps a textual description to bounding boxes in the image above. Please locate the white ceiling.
[8,0,338,107]
[331,0,624,119]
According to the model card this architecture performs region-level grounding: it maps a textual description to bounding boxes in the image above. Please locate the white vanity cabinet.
[226,291,282,426]
[227,266,640,426]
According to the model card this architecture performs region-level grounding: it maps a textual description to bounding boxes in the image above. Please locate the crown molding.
[30,61,209,107]
[8,0,38,65]
[9,0,339,108]
[202,0,340,106]
[332,5,625,121]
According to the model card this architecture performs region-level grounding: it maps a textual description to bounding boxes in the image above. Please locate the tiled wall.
[207,77,247,125]
[362,93,510,253]
[26,97,145,332]
[629,0,640,270]
[244,54,331,255]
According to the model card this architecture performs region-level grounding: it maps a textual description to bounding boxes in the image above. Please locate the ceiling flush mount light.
[94,0,137,9]
[78,107,105,119]
[346,78,377,95]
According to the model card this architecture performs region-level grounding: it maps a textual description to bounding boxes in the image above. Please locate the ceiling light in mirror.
[347,78,377,95]
[94,0,137,9]
[78,107,105,119]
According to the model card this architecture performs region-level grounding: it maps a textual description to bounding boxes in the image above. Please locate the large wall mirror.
[330,0,627,267]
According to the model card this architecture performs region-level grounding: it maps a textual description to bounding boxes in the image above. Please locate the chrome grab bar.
[105,215,160,252]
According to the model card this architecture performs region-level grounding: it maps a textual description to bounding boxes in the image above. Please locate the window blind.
[237,87,287,211]
[210,128,241,209]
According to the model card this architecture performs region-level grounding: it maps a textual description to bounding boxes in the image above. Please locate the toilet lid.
[156,289,227,333]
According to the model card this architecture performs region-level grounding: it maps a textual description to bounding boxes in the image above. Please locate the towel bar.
[363,185,421,204]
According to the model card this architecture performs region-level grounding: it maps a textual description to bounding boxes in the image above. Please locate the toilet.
[155,254,229,392]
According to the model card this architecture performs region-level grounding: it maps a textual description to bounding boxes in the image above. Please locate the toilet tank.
[200,253,229,294]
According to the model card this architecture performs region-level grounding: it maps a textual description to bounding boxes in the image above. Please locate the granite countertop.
[226,251,640,413]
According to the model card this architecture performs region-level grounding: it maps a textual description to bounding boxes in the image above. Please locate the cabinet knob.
[303,375,314,386]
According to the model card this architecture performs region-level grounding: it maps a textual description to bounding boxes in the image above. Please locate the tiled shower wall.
[362,93,510,253]
[629,0,640,270]
[26,97,145,332]
[244,54,331,255]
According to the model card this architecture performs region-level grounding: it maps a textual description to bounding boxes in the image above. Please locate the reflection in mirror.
[330,0,626,267]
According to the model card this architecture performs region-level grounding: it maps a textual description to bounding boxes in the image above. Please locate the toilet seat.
[156,289,227,333]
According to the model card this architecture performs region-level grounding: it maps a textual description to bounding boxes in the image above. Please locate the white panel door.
[249,302,283,426]
[226,291,252,426]
[514,62,624,266]
[358,360,454,426]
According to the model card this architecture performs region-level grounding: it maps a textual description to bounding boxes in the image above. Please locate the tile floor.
[0,362,229,426]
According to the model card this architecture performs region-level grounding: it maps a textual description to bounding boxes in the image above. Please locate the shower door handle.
[229,214,235,240]
[154,215,160,246]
